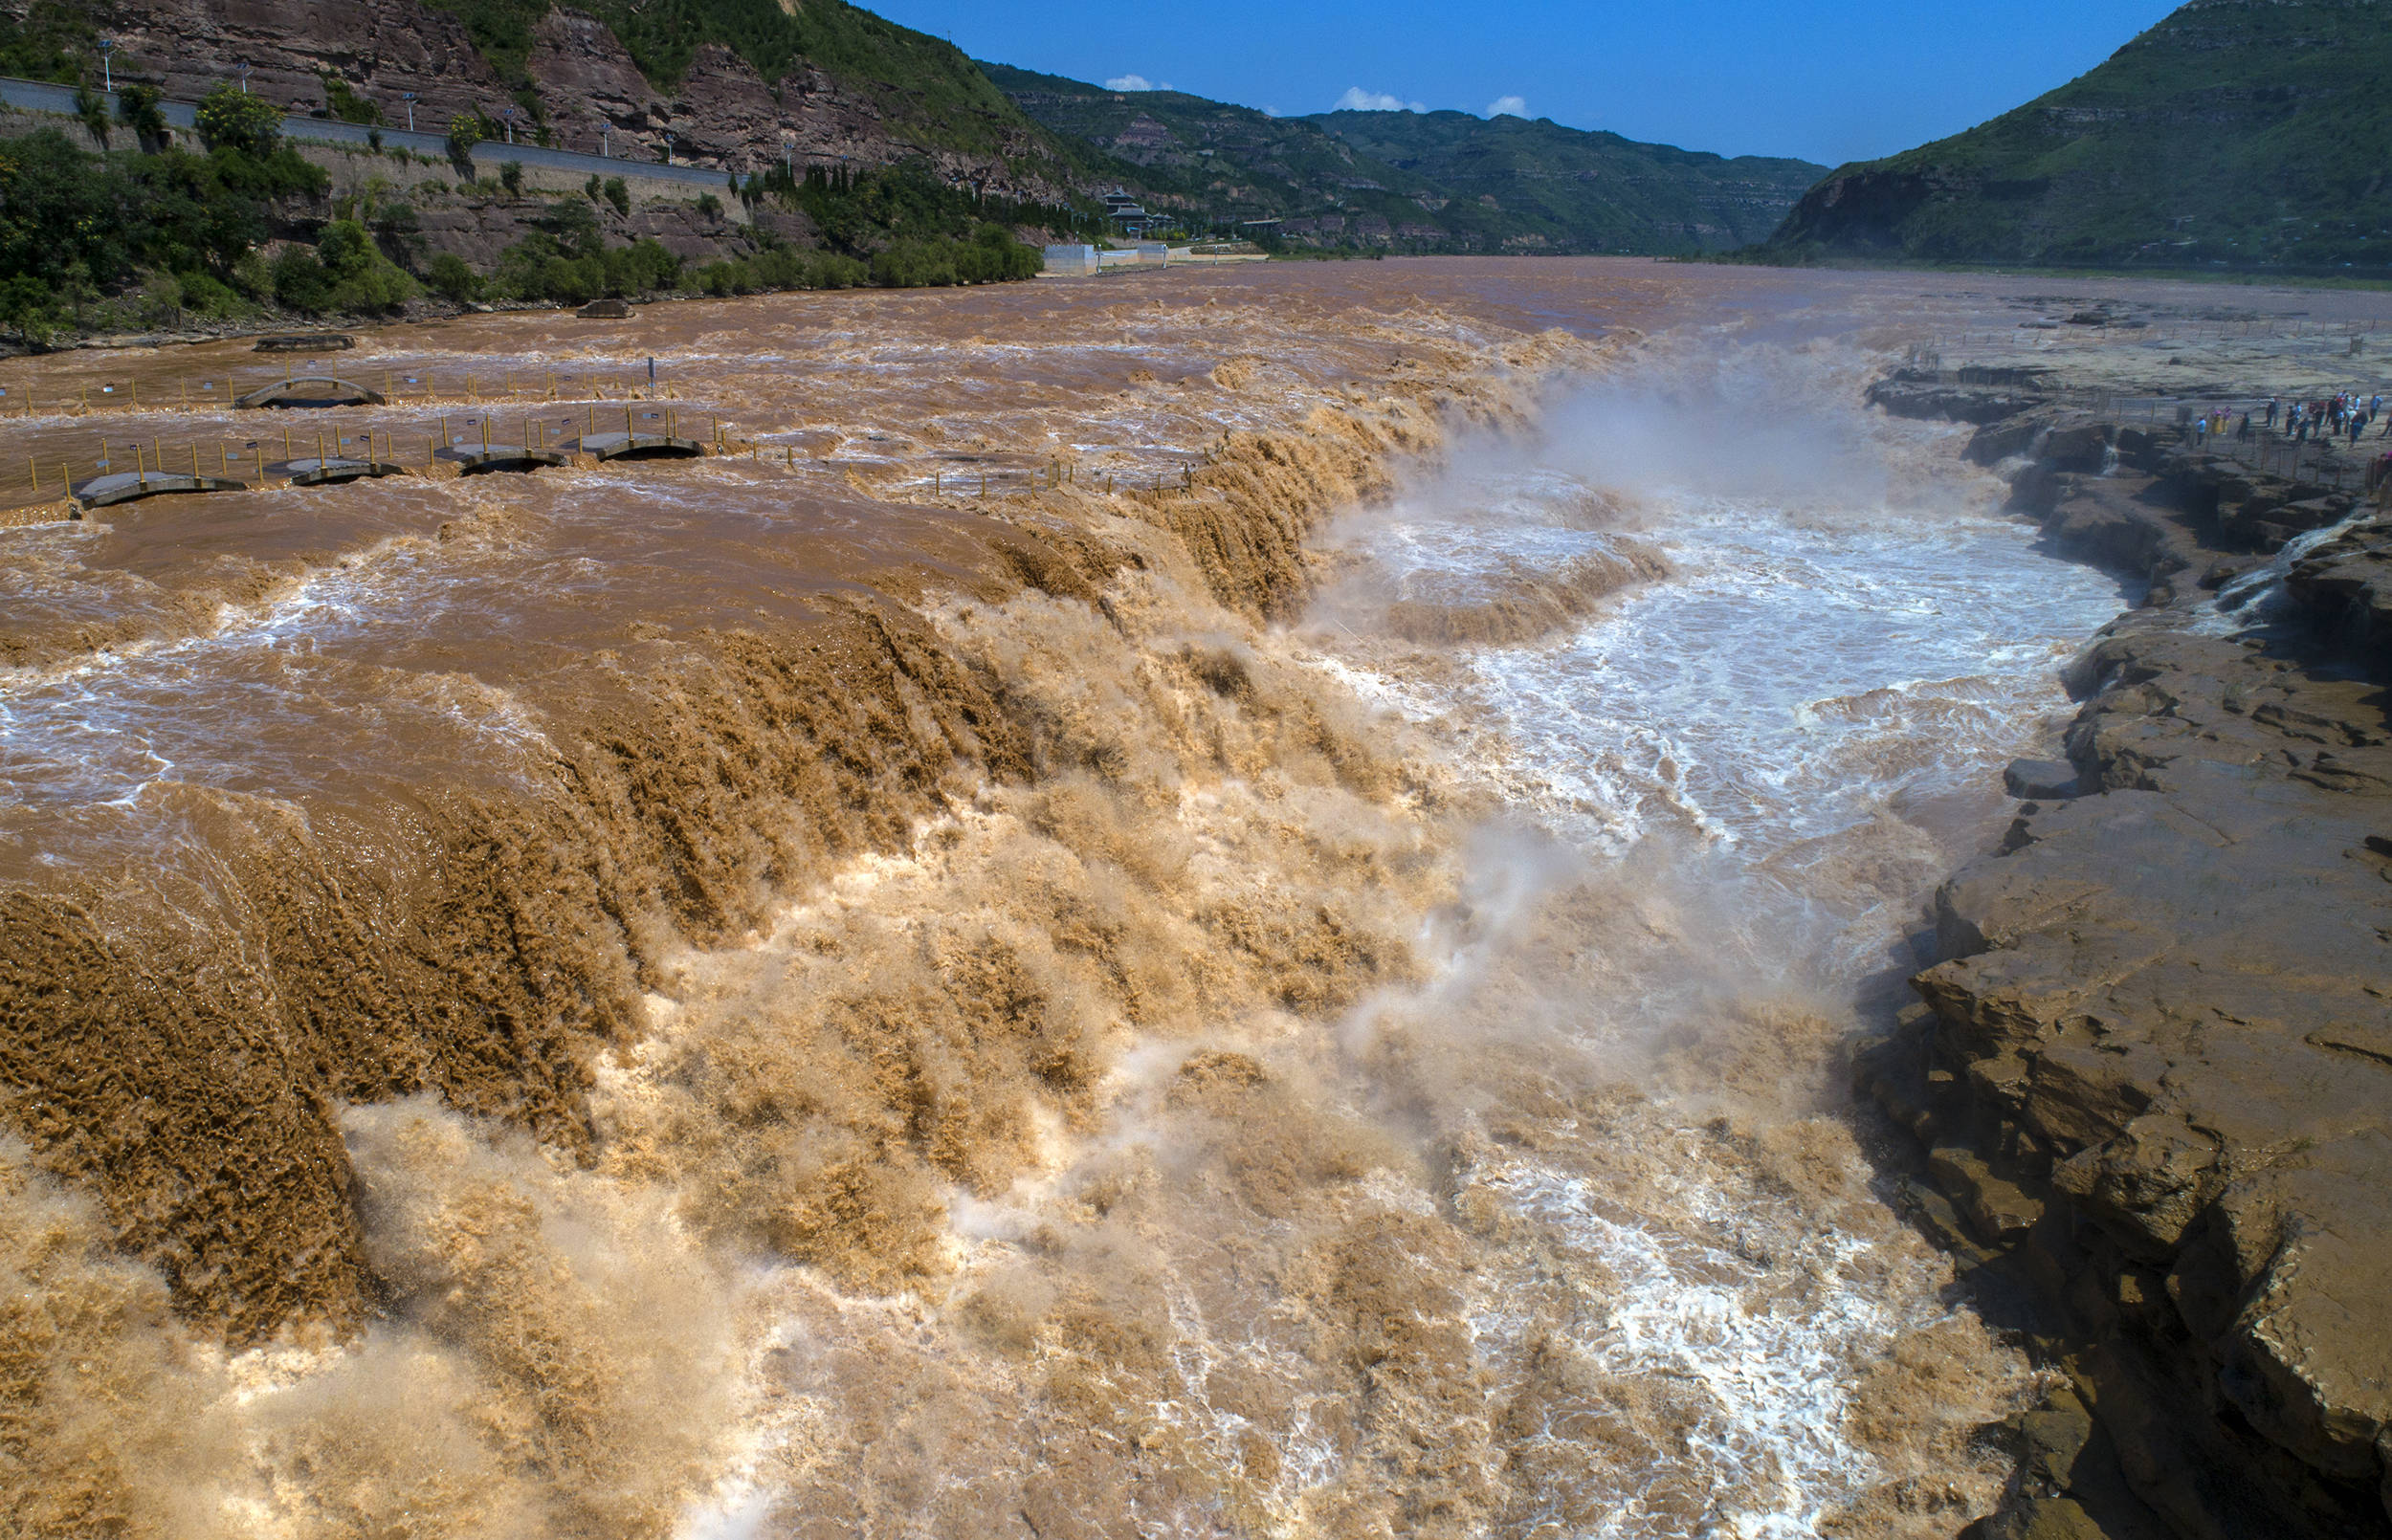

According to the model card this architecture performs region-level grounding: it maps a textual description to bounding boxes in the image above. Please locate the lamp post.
[662,129,674,166]
[602,121,611,157]
[401,91,416,132]
[499,105,517,145]
[96,37,113,91]
[235,60,252,94]
[783,140,792,177]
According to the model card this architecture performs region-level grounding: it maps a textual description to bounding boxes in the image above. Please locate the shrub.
[445,112,493,174]
[270,246,330,312]
[0,271,57,342]
[315,218,415,311]
[196,82,281,157]
[73,81,108,147]
[489,231,677,304]
[498,161,523,195]
[323,76,380,126]
[539,196,603,258]
[273,221,415,315]
[695,191,722,220]
[177,269,243,317]
[603,176,630,216]
[135,269,183,326]
[426,252,478,303]
[116,83,168,151]
[585,172,601,201]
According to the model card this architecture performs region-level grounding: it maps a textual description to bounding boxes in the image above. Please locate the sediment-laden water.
[0,264,2145,1538]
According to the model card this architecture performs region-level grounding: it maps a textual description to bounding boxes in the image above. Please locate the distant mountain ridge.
[982,61,1827,254]
[1763,0,2392,273]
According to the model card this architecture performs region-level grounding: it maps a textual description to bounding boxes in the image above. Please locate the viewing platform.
[254,333,356,353]
[282,456,410,487]
[436,445,570,475]
[575,430,707,461]
[237,378,387,409]
[70,470,248,511]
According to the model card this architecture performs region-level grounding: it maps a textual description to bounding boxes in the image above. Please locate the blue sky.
[871,0,2184,167]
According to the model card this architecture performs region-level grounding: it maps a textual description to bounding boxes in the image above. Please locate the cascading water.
[1298,341,2130,1536]
[0,267,2173,1540]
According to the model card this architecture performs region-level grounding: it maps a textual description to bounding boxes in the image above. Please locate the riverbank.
[1860,362,2392,1539]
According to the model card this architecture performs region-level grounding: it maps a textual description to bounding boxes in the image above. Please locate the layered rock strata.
[77,0,1063,192]
[1857,383,2392,1539]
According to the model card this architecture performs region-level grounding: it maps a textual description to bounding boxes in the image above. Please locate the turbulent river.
[0,263,2140,1538]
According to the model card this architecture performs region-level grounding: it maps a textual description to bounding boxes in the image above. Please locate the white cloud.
[1486,95,1528,119]
[1105,74,1157,92]
[1335,86,1425,113]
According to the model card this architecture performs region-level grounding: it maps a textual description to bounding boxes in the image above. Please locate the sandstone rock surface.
[1864,380,2392,1540]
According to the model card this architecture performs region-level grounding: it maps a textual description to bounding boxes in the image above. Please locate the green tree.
[538,197,603,259]
[116,83,168,152]
[445,112,491,174]
[315,218,415,311]
[195,82,282,157]
[602,176,630,216]
[426,251,479,303]
[498,160,523,195]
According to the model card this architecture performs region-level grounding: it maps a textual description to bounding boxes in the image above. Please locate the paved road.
[0,74,737,190]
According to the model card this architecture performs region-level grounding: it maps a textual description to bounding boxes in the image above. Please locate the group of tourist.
[2191,391,2390,452]
[2256,391,2386,444]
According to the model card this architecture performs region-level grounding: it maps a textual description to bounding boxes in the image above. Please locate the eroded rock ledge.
[1857,381,2392,1540]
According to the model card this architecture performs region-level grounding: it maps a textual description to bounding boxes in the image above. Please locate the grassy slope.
[1311,109,1826,253]
[984,62,1824,253]
[1767,0,2392,270]
[0,1,97,82]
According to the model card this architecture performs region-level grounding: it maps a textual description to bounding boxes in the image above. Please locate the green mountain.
[1312,109,1827,253]
[1764,0,2392,273]
[982,62,1826,253]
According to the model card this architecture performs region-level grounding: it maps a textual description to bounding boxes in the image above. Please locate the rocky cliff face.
[72,0,1066,195]
[1857,384,2392,1540]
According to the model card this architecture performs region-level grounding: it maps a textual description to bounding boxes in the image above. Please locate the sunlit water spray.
[1309,345,2127,1534]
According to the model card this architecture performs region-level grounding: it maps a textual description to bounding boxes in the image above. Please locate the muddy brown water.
[5,260,2389,1539]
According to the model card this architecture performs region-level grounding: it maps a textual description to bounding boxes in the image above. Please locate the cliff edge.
[1861,382,2392,1539]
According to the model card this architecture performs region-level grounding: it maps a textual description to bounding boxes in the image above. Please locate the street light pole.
[402,92,416,132]
[235,60,252,94]
[97,38,113,92]
[662,130,674,165]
